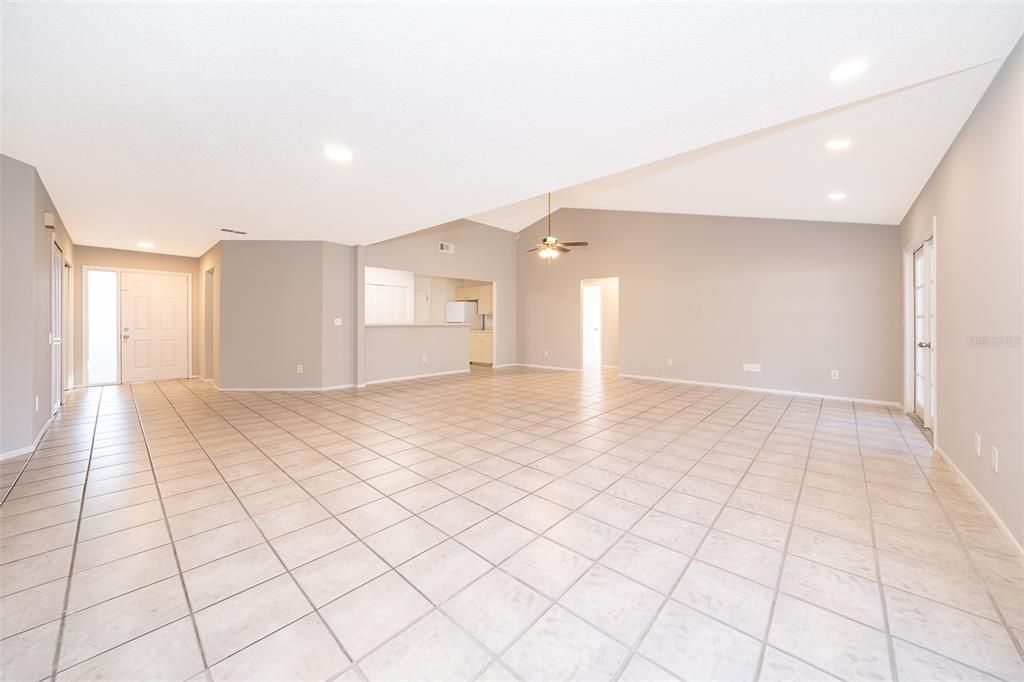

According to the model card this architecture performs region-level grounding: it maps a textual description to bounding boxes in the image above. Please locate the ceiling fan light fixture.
[539,246,559,259]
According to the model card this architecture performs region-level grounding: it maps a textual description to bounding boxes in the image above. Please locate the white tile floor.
[1,367,1022,681]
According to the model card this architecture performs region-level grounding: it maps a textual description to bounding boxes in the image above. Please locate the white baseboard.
[934,445,1023,556]
[617,373,902,407]
[512,363,580,372]
[363,369,470,386]
[0,415,54,462]
[220,382,355,393]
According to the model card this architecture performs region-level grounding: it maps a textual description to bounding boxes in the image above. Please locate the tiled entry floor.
[1,368,1022,682]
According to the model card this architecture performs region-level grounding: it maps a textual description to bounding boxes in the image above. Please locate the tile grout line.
[751,394,821,681]
[126,383,214,677]
[48,389,104,680]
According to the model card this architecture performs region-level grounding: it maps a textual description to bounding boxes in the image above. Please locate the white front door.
[121,271,189,382]
[913,239,936,427]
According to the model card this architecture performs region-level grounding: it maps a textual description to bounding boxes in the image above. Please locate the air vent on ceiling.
[220,228,248,235]
[439,241,455,254]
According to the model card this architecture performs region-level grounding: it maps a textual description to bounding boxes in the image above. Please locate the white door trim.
[902,217,938,439]
[82,266,192,386]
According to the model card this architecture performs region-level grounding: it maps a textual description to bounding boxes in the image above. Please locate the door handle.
[122,334,130,341]
[917,342,931,348]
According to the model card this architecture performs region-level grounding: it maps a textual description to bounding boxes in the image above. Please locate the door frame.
[902,217,937,437]
[50,240,70,414]
[83,266,192,386]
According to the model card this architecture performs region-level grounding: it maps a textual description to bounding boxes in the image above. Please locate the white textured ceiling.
[3,3,1022,255]
[472,60,1005,230]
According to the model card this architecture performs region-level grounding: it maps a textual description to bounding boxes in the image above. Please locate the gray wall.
[366,219,517,366]
[901,40,1023,544]
[322,242,357,388]
[1,155,75,456]
[219,241,326,389]
[217,240,356,390]
[198,243,222,385]
[518,208,902,402]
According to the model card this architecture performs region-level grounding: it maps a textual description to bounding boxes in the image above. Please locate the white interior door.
[50,242,64,414]
[582,283,602,367]
[913,239,936,427]
[121,271,189,382]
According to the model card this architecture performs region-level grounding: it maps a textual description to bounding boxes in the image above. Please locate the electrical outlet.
[830,369,840,380]
[743,363,761,373]
[975,433,982,457]
[992,446,999,472]
[296,364,304,374]
[333,318,343,326]
[666,358,673,367]
[421,354,428,363]
[544,350,549,357]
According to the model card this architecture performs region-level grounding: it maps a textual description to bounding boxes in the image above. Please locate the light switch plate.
[830,369,840,380]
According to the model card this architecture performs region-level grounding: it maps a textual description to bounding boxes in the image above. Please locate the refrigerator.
[445,301,478,323]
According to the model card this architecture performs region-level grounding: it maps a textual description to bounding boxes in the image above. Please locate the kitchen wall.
[72,246,202,382]
[365,219,517,366]
[900,40,1023,544]
[364,325,469,383]
[1,154,75,456]
[517,208,902,402]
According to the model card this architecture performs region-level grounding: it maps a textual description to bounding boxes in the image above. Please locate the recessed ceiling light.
[829,59,866,82]
[323,144,354,162]
[825,138,851,151]
[137,241,155,249]
[828,192,847,201]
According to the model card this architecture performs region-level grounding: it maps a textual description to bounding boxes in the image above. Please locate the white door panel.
[913,239,936,428]
[121,272,189,382]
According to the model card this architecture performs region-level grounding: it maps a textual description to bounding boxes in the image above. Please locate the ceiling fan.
[527,193,588,259]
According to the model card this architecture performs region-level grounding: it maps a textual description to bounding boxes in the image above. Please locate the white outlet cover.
[296,364,304,374]
[666,358,673,367]
[333,318,343,326]
[422,354,428,363]
[743,363,761,373]
[544,350,549,357]
[830,369,840,380]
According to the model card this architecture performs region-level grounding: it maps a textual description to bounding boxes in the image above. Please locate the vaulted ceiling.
[3,3,1022,256]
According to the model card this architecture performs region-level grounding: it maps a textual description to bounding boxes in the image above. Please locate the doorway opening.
[582,284,602,368]
[204,268,215,380]
[84,267,192,385]
[904,223,936,439]
[580,277,619,371]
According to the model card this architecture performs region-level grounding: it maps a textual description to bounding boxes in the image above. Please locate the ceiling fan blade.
[526,246,540,252]
[559,241,589,246]
[555,244,570,253]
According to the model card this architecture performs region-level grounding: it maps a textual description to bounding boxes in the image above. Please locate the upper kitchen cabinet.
[456,284,493,314]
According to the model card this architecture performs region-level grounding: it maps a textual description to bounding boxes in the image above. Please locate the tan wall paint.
[72,246,202,383]
[518,208,902,401]
[365,325,470,383]
[900,40,1023,544]
[365,219,517,366]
